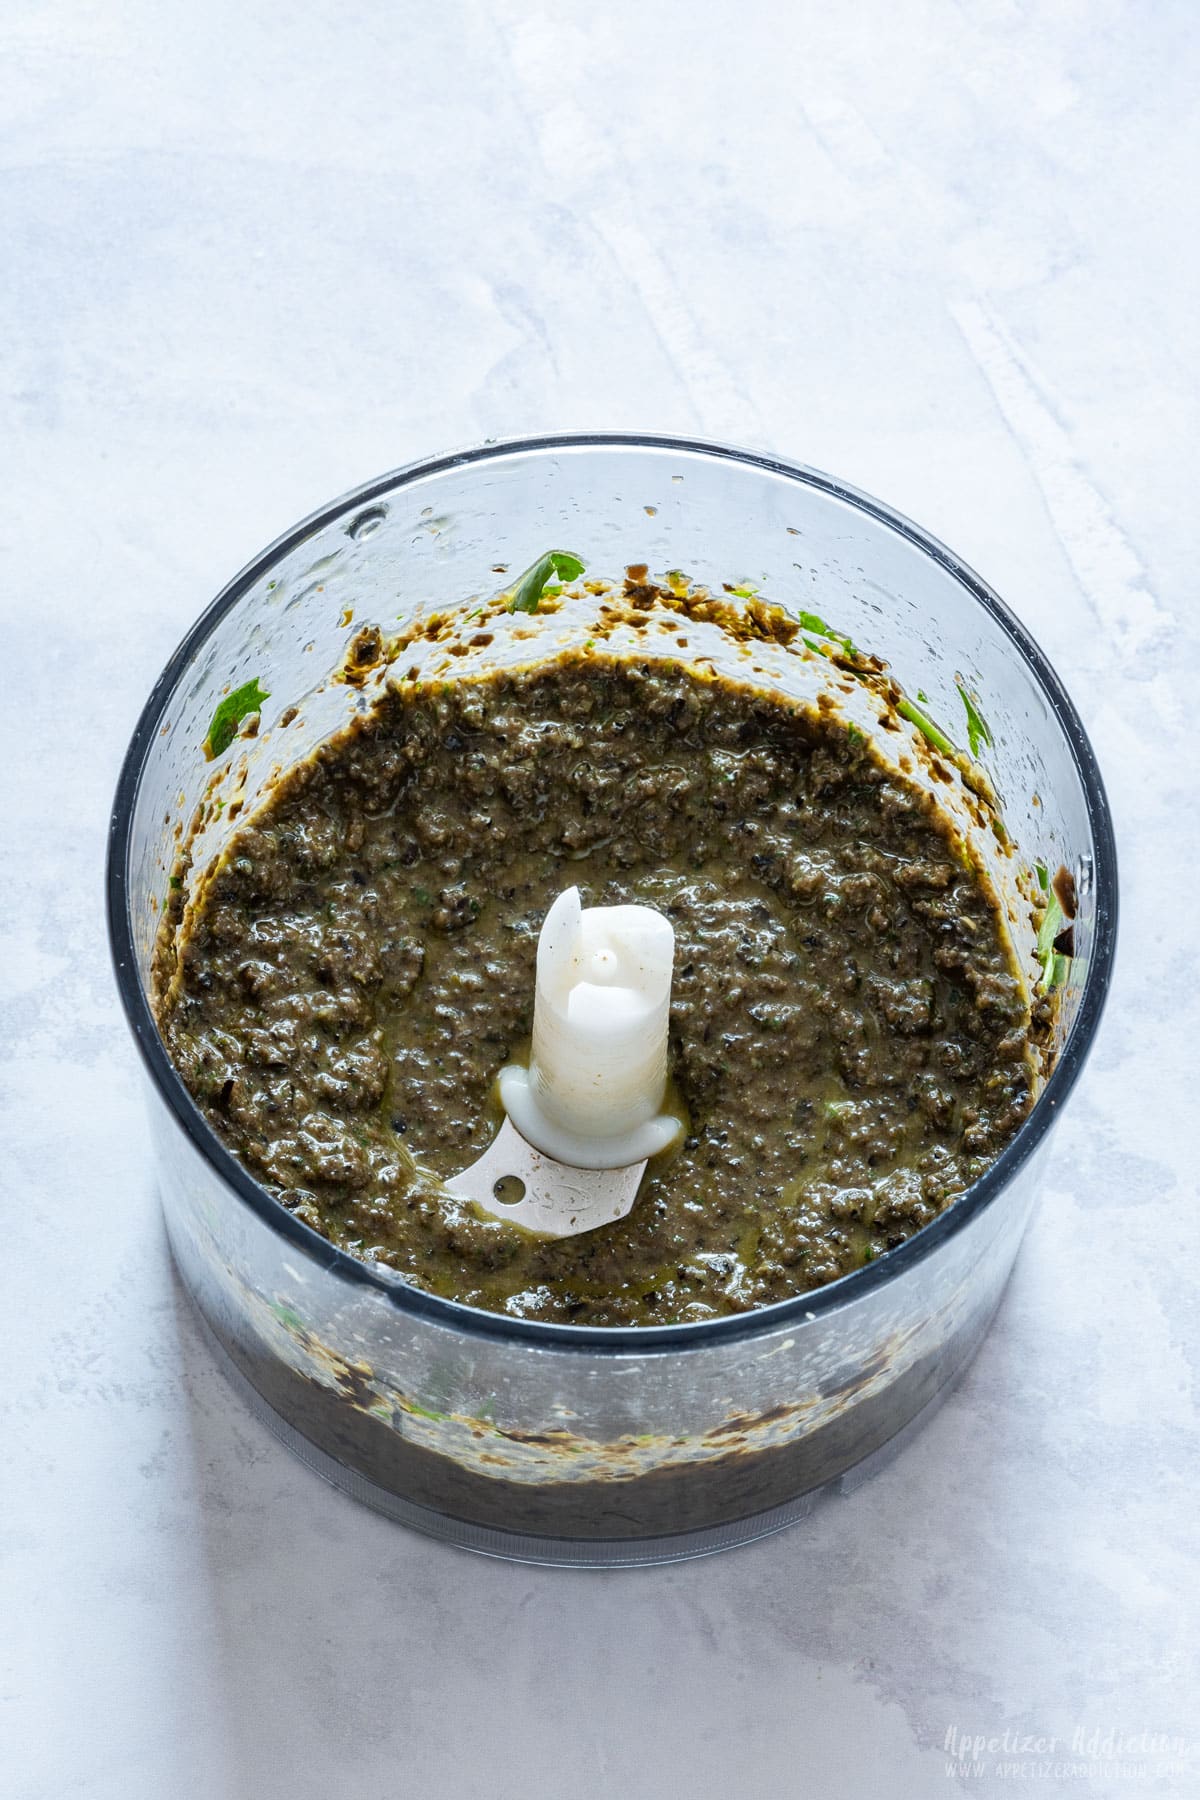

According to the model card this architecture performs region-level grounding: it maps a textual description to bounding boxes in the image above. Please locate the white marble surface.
[2,3,1196,1795]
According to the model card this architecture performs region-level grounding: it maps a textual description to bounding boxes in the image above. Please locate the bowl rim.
[106,430,1119,1354]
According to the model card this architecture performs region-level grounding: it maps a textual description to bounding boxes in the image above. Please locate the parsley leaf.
[402,1398,450,1422]
[1035,891,1071,990]
[1036,893,1065,959]
[956,677,993,758]
[508,550,586,614]
[796,610,856,655]
[896,695,957,758]
[1040,950,1071,991]
[204,678,270,760]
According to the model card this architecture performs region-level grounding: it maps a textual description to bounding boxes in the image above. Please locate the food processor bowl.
[107,434,1117,1565]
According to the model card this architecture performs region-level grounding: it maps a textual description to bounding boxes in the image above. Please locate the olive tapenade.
[156,652,1033,1325]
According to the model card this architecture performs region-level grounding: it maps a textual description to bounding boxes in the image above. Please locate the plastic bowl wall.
[108,435,1116,1565]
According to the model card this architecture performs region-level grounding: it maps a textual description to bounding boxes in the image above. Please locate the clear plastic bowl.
[107,434,1117,1565]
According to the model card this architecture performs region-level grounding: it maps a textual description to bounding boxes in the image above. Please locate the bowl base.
[188,1299,971,1567]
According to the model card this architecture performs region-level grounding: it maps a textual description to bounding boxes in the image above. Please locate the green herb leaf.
[1035,860,1050,892]
[1036,893,1065,959]
[728,581,759,598]
[204,678,270,760]
[795,610,856,655]
[402,1398,450,1422]
[168,874,183,890]
[955,677,993,759]
[896,695,957,758]
[508,550,586,614]
[1036,892,1070,990]
[1039,949,1071,992]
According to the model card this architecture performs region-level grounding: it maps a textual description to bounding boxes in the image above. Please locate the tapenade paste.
[156,651,1033,1325]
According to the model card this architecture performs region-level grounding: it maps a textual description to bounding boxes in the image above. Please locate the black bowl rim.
[106,431,1119,1355]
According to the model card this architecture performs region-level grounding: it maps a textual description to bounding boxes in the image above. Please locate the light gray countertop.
[2,3,1195,1796]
